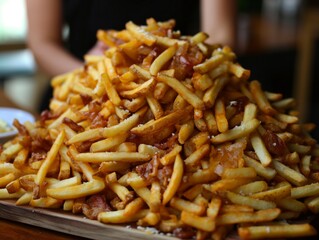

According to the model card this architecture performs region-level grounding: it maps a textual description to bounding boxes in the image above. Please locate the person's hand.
[86,40,109,56]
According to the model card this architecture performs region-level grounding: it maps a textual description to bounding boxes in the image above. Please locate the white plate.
[0,107,35,143]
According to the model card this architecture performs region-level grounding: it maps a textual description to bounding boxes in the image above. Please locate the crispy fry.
[238,224,317,239]
[163,154,184,204]
[46,177,105,200]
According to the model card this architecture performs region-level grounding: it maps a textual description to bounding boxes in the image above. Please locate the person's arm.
[200,0,236,48]
[26,0,83,77]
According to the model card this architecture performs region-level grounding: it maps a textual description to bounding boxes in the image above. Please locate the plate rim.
[0,107,35,139]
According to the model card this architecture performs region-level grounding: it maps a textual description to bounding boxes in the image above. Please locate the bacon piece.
[173,227,196,239]
[261,130,289,156]
[13,119,28,136]
[82,194,111,220]
[62,117,84,132]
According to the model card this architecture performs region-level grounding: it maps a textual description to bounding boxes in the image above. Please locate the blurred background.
[0,0,318,139]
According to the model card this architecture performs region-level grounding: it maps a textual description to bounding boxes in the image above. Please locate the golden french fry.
[101,72,121,105]
[226,191,276,210]
[221,167,257,179]
[234,181,268,195]
[157,73,204,109]
[98,209,149,224]
[273,160,308,186]
[215,99,228,133]
[75,152,150,163]
[250,131,272,167]
[35,130,65,185]
[250,184,291,202]
[131,106,192,136]
[181,211,216,232]
[150,181,161,212]
[238,223,317,239]
[126,21,156,46]
[243,154,276,180]
[160,144,182,166]
[150,44,177,75]
[203,76,228,108]
[250,80,276,115]
[90,133,128,152]
[123,197,144,216]
[46,177,105,200]
[291,183,319,199]
[217,208,280,225]
[0,188,25,199]
[211,118,260,144]
[170,197,205,215]
[163,154,184,205]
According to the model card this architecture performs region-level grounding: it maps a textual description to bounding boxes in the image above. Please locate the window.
[0,0,27,44]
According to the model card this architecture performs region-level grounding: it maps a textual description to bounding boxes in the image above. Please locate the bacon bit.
[13,119,28,136]
[154,134,178,150]
[40,110,59,125]
[261,130,289,156]
[157,165,173,187]
[90,114,108,129]
[245,151,258,160]
[18,135,32,148]
[170,44,203,80]
[263,123,283,133]
[82,194,111,220]
[135,154,172,187]
[213,141,246,169]
[76,141,92,153]
[135,158,156,184]
[31,137,52,153]
[30,152,46,163]
[173,227,196,239]
[80,94,92,106]
[62,117,84,132]
[228,96,249,114]
[89,101,102,113]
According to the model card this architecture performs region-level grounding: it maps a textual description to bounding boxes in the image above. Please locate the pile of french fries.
[1,19,319,239]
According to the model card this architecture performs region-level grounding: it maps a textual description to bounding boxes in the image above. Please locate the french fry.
[221,167,257,179]
[238,223,317,239]
[149,44,177,75]
[273,160,308,186]
[211,118,260,144]
[90,133,128,152]
[217,208,280,225]
[234,181,268,195]
[250,80,276,115]
[226,191,276,210]
[291,183,319,199]
[157,73,204,109]
[35,130,65,186]
[123,197,144,217]
[215,99,228,133]
[181,211,216,232]
[163,154,184,204]
[250,131,272,167]
[131,106,192,136]
[75,152,150,163]
[250,184,291,202]
[98,209,149,224]
[101,72,121,105]
[150,181,161,212]
[46,177,105,200]
[170,197,205,215]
